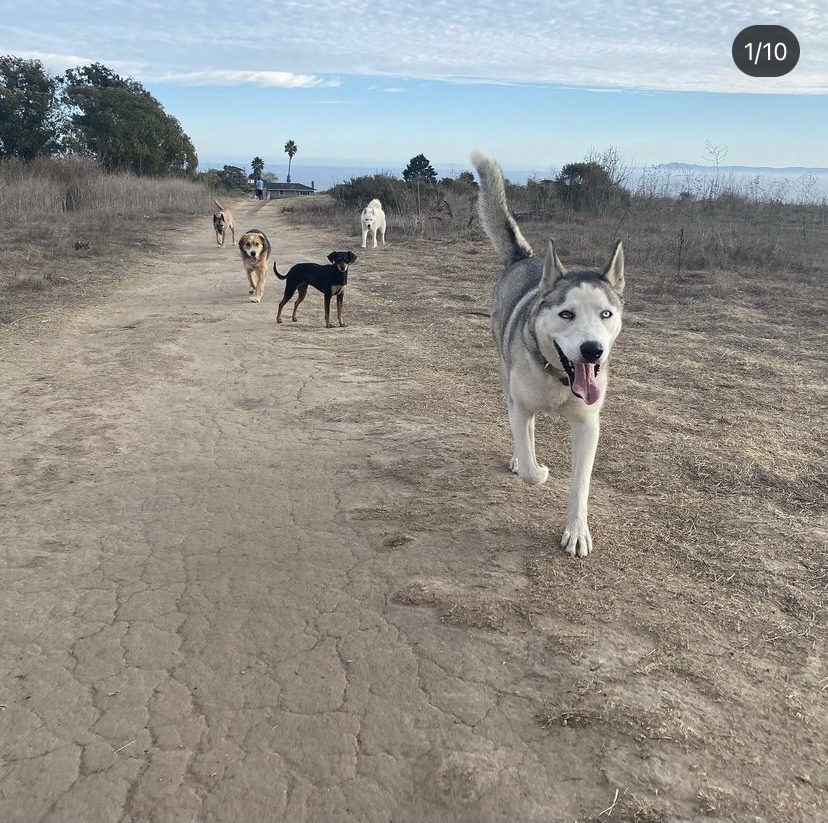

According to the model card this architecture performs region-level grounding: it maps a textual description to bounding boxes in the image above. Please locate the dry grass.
[394,580,537,631]
[276,190,827,822]
[287,176,826,277]
[0,156,219,324]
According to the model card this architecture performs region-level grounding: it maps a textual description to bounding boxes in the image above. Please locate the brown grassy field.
[0,156,214,326]
[1,158,826,821]
[277,185,827,821]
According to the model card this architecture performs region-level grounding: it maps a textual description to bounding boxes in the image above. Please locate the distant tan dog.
[213,199,235,247]
[237,229,272,303]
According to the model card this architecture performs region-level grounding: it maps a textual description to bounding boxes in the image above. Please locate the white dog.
[360,199,387,249]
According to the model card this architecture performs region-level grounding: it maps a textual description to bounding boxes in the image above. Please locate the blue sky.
[2,0,826,178]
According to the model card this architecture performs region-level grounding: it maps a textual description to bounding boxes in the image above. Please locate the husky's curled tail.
[470,149,534,265]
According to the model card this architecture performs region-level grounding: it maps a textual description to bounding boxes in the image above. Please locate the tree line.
[335,151,630,215]
[1,53,630,210]
[0,55,197,176]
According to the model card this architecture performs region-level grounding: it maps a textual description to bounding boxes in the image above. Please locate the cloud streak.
[152,70,341,88]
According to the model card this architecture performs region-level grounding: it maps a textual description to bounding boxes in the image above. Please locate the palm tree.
[251,156,265,178]
[284,140,298,183]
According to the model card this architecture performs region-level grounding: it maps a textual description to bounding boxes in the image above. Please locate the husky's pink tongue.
[572,363,601,405]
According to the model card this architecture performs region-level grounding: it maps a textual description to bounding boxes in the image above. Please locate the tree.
[403,153,437,184]
[216,165,247,191]
[0,55,63,160]
[61,63,197,176]
[456,170,476,188]
[284,140,298,183]
[251,156,264,178]
[439,170,477,192]
[328,173,404,210]
[200,168,224,189]
[525,177,557,211]
[554,161,629,213]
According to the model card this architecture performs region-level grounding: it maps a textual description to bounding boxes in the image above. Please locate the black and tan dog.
[213,199,235,247]
[238,229,272,303]
[274,251,357,327]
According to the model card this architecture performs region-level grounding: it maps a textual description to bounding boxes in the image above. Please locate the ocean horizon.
[199,158,828,204]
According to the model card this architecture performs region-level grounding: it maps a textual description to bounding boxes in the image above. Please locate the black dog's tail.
[273,261,287,279]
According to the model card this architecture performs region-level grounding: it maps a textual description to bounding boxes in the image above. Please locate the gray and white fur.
[471,149,625,558]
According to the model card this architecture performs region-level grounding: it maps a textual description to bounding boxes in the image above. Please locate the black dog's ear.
[327,251,336,263]
[347,251,358,264]
[238,237,245,250]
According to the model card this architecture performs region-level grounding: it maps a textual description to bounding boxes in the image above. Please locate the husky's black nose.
[580,341,604,363]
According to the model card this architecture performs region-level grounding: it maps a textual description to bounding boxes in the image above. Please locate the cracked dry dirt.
[1,197,825,823]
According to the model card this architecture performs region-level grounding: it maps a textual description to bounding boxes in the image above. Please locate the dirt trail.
[0,200,580,822]
[2,198,825,823]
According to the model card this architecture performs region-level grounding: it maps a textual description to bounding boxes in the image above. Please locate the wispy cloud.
[152,70,341,88]
[10,50,146,78]
[7,50,341,89]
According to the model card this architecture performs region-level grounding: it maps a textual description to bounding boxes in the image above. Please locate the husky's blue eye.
[600,310,613,319]
[559,310,574,320]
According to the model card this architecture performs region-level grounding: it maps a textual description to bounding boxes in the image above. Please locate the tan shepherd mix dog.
[213,199,235,247]
[237,229,272,303]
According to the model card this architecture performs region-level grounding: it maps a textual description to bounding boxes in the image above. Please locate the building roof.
[265,181,315,191]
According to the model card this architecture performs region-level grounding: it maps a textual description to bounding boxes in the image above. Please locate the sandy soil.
[0,197,825,823]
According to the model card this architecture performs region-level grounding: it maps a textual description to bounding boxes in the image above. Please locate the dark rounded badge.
[733,25,800,77]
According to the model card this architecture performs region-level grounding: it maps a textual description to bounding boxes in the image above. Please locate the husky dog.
[470,150,625,558]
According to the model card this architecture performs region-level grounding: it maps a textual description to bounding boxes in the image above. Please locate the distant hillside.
[657,162,828,175]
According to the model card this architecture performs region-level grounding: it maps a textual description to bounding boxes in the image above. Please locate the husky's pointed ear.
[539,239,567,294]
[603,239,625,295]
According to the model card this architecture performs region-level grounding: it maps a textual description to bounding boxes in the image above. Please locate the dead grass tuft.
[394,581,537,631]
[539,698,697,747]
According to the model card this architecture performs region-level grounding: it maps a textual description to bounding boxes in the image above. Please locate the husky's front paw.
[510,457,548,486]
[561,523,592,558]
[524,465,549,485]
